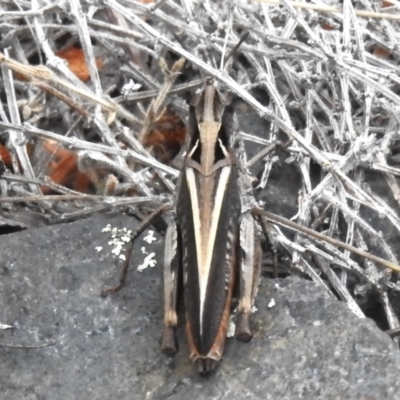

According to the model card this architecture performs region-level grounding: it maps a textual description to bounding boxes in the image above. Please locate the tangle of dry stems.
[1,0,400,336]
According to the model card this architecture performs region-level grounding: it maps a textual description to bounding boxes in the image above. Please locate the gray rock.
[0,214,400,400]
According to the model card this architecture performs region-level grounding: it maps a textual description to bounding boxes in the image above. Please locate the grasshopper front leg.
[236,212,262,342]
[160,220,181,357]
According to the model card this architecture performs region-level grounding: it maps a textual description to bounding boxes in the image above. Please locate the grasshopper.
[103,77,263,374]
[160,77,263,373]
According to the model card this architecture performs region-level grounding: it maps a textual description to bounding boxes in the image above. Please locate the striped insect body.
[161,77,261,374]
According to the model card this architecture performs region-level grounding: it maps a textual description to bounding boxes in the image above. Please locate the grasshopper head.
[186,78,237,173]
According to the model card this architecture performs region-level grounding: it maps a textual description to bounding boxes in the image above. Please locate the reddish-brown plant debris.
[0,144,12,167]
[55,47,103,82]
[143,108,186,164]
[42,140,91,193]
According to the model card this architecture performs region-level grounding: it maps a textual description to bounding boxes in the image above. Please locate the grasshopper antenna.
[219,0,234,72]
[221,32,249,71]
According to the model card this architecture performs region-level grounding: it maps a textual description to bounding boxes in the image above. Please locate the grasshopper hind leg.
[236,212,262,342]
[160,327,178,357]
[160,220,181,357]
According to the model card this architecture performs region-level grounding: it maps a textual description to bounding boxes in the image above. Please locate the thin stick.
[0,194,166,203]
[252,208,400,273]
[34,81,89,117]
[0,341,56,349]
[1,49,39,194]
[101,203,172,296]
[117,78,202,103]
[0,120,179,178]
[0,51,141,124]
[253,0,400,21]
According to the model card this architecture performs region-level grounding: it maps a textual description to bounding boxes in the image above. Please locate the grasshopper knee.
[236,311,253,343]
[161,326,178,357]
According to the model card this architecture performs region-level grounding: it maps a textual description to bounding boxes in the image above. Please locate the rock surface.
[1,214,400,400]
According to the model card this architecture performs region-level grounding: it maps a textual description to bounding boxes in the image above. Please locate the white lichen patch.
[144,230,157,244]
[101,224,132,259]
[101,224,157,271]
[101,224,112,233]
[121,231,132,243]
[121,79,142,95]
[95,246,103,252]
[110,242,123,256]
[268,298,276,308]
[137,253,157,271]
[141,246,148,254]
[0,323,13,330]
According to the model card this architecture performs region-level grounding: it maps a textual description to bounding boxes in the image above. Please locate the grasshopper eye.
[205,77,214,86]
